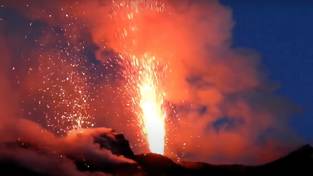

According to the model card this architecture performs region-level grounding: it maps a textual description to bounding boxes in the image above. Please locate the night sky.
[221,0,313,142]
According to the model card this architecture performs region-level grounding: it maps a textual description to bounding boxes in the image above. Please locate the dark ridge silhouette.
[133,145,313,176]
[0,131,312,176]
[0,161,45,176]
[252,144,313,176]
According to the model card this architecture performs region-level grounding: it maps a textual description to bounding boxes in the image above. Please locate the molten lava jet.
[137,54,166,155]
[124,53,167,155]
[110,1,168,154]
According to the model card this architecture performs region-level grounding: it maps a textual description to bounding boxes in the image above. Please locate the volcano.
[0,129,312,176]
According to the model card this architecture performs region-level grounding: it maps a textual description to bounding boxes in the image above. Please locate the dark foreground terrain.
[0,130,312,176]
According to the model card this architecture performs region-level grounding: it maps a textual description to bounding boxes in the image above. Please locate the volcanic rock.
[94,132,135,159]
[133,145,313,176]
[0,129,312,176]
[135,153,185,175]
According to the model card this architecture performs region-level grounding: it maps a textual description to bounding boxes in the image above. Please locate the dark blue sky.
[221,1,313,142]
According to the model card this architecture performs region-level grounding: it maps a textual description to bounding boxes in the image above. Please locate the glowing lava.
[136,54,166,154]
[109,0,168,154]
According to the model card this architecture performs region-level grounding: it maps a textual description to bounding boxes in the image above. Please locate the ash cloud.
[0,0,301,165]
[0,7,135,175]
[0,118,135,176]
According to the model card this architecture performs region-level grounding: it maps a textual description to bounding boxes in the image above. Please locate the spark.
[111,0,168,154]
[137,54,166,154]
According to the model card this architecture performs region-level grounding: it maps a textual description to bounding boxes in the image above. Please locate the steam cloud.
[0,0,300,170]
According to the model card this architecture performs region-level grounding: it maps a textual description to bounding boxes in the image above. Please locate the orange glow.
[136,54,166,154]
[107,0,168,154]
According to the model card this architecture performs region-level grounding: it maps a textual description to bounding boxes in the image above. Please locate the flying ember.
[112,0,168,154]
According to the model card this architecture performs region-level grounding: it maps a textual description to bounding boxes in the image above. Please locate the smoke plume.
[0,0,300,166]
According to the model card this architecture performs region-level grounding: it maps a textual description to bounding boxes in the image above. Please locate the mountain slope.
[0,129,312,176]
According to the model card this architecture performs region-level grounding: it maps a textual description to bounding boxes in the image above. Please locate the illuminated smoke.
[1,0,300,164]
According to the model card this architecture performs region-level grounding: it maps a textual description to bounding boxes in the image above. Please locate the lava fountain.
[136,54,166,154]
[127,53,166,154]
[110,0,168,154]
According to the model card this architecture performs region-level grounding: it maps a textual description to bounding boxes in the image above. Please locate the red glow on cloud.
[0,0,299,165]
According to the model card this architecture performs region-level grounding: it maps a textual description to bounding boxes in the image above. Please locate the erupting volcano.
[1,0,313,175]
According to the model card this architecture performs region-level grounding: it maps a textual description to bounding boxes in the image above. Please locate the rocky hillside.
[0,129,312,176]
